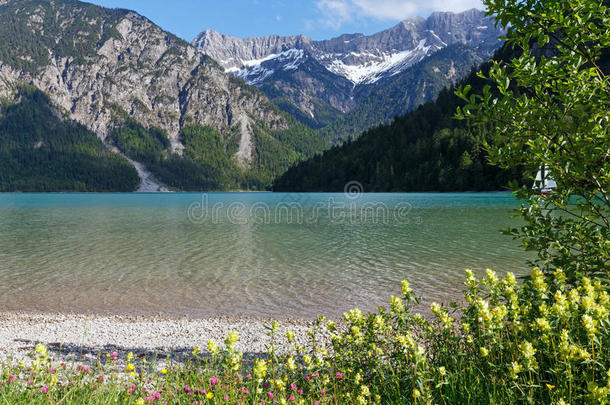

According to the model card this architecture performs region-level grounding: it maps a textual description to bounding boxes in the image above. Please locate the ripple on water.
[0,193,530,318]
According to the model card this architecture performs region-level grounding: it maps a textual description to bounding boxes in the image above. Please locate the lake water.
[0,193,529,319]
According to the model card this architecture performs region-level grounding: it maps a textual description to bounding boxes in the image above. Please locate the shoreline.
[0,311,324,365]
[0,190,512,194]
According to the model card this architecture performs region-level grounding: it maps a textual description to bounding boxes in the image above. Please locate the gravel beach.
[0,312,325,365]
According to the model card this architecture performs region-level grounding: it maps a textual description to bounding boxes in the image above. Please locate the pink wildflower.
[40,385,49,394]
[209,376,219,386]
[267,392,274,399]
[336,372,343,380]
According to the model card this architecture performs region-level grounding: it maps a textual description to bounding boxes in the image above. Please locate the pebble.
[0,311,330,365]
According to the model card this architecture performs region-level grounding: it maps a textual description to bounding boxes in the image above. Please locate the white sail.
[534,166,556,193]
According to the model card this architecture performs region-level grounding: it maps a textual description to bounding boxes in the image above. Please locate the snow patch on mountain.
[324,39,433,84]
[275,49,305,71]
[230,38,436,86]
[226,52,281,73]
[231,49,306,85]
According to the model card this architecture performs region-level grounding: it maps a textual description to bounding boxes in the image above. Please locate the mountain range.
[0,0,326,191]
[194,9,504,137]
[0,0,505,192]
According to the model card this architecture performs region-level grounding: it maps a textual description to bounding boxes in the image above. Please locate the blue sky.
[83,0,484,41]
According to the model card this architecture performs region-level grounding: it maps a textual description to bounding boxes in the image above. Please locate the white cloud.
[316,0,355,29]
[316,0,484,29]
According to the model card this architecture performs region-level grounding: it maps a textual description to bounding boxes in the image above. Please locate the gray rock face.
[0,0,288,159]
[192,30,313,70]
[194,9,503,128]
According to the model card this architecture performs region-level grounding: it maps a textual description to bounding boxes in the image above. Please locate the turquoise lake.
[0,193,530,319]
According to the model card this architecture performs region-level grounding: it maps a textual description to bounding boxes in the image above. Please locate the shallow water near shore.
[0,192,529,319]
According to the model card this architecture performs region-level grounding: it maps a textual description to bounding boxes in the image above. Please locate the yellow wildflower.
[35,344,48,356]
[531,267,547,295]
[401,280,412,297]
[509,362,522,380]
[520,341,536,359]
[534,318,551,333]
[582,314,598,337]
[485,268,499,287]
[503,272,516,286]
[225,331,239,346]
[553,268,566,287]
[207,339,219,356]
[465,269,477,288]
[253,358,267,379]
[389,296,404,313]
[286,356,296,371]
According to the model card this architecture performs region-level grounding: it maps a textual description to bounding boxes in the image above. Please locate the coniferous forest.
[273,46,527,192]
[0,86,140,192]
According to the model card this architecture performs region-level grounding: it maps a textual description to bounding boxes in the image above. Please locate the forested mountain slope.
[0,86,139,192]
[273,46,526,192]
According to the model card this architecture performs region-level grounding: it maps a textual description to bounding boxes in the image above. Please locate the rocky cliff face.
[194,9,503,131]
[192,30,312,70]
[0,0,321,190]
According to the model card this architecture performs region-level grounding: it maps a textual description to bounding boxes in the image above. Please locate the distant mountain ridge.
[193,9,504,133]
[195,9,499,85]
